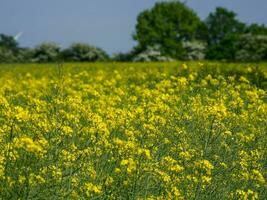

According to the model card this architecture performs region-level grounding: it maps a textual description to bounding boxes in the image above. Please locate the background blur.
[1,0,267,54]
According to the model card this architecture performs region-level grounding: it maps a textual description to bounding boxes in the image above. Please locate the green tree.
[205,7,245,45]
[245,23,267,35]
[205,7,245,60]
[133,1,205,59]
[112,51,135,62]
[0,34,18,51]
[206,34,240,60]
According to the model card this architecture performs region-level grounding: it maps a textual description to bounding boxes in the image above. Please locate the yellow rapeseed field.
[0,62,266,199]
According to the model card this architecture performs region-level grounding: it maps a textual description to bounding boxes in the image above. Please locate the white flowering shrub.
[182,41,206,60]
[61,43,109,62]
[132,45,174,62]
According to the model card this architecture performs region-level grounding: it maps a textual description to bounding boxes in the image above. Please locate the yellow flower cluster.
[13,136,47,157]
[0,62,266,199]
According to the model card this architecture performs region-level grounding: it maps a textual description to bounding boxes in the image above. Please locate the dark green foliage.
[112,51,135,62]
[61,43,109,62]
[245,23,267,35]
[205,7,245,60]
[133,1,204,59]
[205,7,245,45]
[0,34,18,51]
[206,34,240,60]
[204,7,267,61]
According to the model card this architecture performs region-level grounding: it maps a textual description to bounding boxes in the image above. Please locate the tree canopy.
[204,7,246,60]
[133,1,204,59]
[0,34,18,51]
[205,7,245,45]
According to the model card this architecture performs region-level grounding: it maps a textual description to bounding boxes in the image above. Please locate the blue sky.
[0,0,266,54]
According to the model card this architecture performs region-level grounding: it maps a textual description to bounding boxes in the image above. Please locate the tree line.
[0,39,109,63]
[1,1,267,63]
